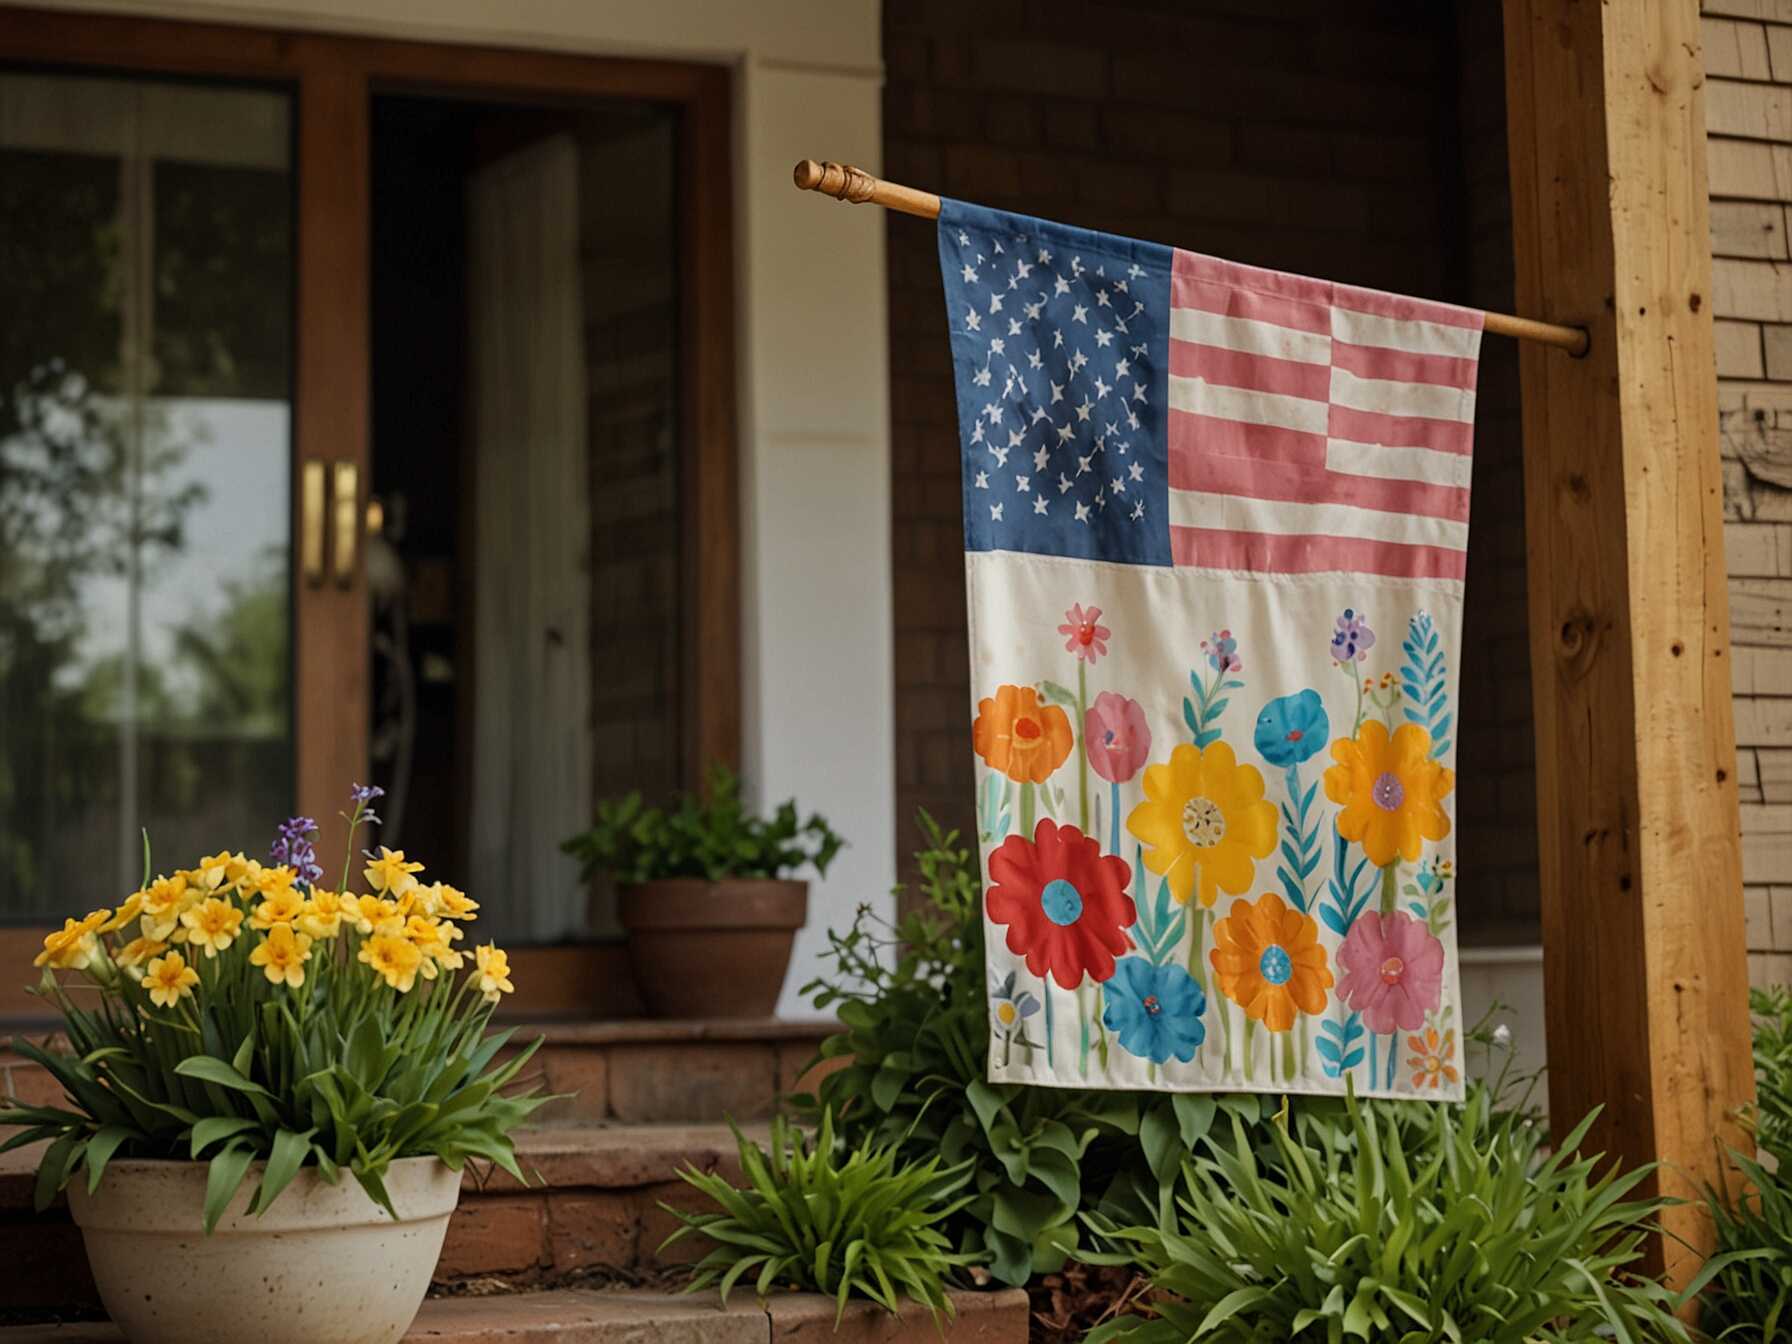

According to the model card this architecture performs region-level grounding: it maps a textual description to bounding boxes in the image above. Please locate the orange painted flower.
[1126,742,1276,907]
[1323,721,1454,868]
[1408,1027,1459,1090]
[972,684,1074,784]
[1209,892,1333,1032]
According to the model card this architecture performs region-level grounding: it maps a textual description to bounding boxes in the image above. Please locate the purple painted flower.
[1201,629,1242,675]
[269,816,324,885]
[1330,609,1375,664]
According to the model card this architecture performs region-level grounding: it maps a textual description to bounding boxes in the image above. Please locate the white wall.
[30,0,894,1015]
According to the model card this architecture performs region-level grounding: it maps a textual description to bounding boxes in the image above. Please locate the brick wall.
[1702,2,1792,984]
[884,0,1492,901]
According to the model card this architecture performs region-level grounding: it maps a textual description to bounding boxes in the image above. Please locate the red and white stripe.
[1164,250,1483,581]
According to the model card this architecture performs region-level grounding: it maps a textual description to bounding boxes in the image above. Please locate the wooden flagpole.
[793,158,1590,357]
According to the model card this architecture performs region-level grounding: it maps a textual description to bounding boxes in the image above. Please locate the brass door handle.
[332,460,359,587]
[301,460,326,587]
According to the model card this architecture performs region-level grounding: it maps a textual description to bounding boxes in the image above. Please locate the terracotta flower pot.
[67,1155,460,1344]
[619,878,807,1018]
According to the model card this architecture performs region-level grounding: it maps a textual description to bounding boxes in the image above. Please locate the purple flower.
[1330,609,1375,664]
[1201,629,1242,675]
[349,782,385,825]
[270,816,323,885]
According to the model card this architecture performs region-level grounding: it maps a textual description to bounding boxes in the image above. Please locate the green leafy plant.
[1083,1087,1709,1344]
[1698,986,1792,1340]
[562,764,843,884]
[661,1109,976,1325]
[0,790,547,1231]
[795,812,1272,1287]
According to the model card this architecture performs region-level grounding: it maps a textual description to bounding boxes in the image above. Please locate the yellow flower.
[250,864,299,899]
[192,851,253,894]
[34,916,103,969]
[143,951,200,1008]
[359,934,424,992]
[180,898,244,958]
[474,944,514,1004]
[343,893,394,935]
[103,892,145,933]
[297,889,349,940]
[431,884,479,921]
[1209,892,1333,1032]
[406,915,463,974]
[115,935,168,972]
[249,924,314,989]
[1323,721,1455,868]
[364,847,424,897]
[139,874,194,941]
[250,885,306,931]
[1126,741,1277,908]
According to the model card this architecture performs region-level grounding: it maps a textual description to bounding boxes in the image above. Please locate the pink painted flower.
[1057,604,1111,664]
[1334,910,1444,1035]
[1084,692,1151,785]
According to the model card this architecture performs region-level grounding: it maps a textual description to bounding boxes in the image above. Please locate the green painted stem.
[1243,1018,1256,1081]
[1187,903,1206,989]
[1109,781,1121,855]
[1020,781,1036,839]
[1380,862,1398,917]
[1076,661,1090,833]
[1299,1015,1310,1079]
[1283,1029,1297,1081]
[1077,984,1090,1076]
[1044,980,1055,1068]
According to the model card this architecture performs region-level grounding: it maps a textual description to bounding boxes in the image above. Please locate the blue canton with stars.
[939,199,1172,567]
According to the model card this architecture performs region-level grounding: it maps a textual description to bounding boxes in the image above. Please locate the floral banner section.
[940,197,1481,1100]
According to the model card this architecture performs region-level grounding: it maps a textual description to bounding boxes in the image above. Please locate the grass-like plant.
[1083,1087,1707,1344]
[660,1109,977,1325]
[0,787,545,1230]
[1698,985,1792,1340]
[562,764,843,884]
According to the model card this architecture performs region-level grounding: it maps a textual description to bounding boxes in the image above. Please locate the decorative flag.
[941,200,1480,1100]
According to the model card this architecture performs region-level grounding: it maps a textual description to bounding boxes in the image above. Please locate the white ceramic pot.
[67,1155,460,1344]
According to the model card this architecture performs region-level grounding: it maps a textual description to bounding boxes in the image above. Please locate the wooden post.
[1503,0,1753,1282]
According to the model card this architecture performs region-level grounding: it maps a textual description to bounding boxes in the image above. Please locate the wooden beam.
[1503,0,1753,1283]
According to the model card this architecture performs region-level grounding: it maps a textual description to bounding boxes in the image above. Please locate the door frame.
[0,6,739,1012]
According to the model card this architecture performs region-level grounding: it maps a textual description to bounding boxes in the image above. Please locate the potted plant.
[562,765,843,1018]
[0,785,546,1344]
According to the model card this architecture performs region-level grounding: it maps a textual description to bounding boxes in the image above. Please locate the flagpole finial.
[792,158,942,220]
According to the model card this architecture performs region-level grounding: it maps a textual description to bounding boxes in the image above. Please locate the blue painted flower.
[1253,689,1330,768]
[1102,957,1205,1064]
[1201,629,1242,675]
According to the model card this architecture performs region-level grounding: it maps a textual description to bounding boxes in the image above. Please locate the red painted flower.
[987,820,1135,990]
[1057,604,1111,664]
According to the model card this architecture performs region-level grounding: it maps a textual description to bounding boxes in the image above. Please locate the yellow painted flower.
[249,924,314,989]
[103,892,144,933]
[1408,1027,1459,1091]
[364,847,424,898]
[143,951,200,1008]
[250,885,306,931]
[115,935,168,972]
[474,944,514,1004]
[139,873,194,941]
[359,933,424,992]
[1209,892,1333,1032]
[297,890,349,940]
[34,915,105,969]
[1323,721,1455,868]
[431,884,479,921]
[1126,741,1277,907]
[180,897,244,958]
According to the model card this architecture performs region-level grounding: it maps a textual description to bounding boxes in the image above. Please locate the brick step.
[3,1017,841,1129]
[0,1286,1031,1343]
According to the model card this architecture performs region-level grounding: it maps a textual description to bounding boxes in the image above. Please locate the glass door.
[0,71,295,917]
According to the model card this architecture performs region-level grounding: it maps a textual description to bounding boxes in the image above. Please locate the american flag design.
[944,200,1474,1101]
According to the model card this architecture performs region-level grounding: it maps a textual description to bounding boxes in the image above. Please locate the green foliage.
[795,812,1273,1288]
[661,1109,976,1325]
[1084,1089,1701,1344]
[562,764,843,884]
[1698,986,1792,1340]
